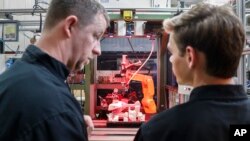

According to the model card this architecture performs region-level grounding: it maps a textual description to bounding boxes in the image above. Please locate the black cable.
[3,43,16,52]
[32,0,47,15]
[36,13,42,33]
[100,37,106,42]
[14,45,20,56]
[127,38,139,60]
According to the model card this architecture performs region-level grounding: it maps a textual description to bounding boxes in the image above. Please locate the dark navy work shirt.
[134,85,250,141]
[0,45,88,141]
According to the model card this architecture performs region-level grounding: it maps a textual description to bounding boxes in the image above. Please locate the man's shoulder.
[2,59,65,90]
[1,59,53,83]
[138,103,205,140]
[141,106,180,128]
[141,102,197,130]
[0,61,71,113]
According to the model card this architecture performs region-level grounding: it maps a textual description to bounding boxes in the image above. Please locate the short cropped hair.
[163,3,245,78]
[44,0,109,30]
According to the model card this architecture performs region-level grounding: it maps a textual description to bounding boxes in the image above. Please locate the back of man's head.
[164,3,245,78]
[43,0,109,31]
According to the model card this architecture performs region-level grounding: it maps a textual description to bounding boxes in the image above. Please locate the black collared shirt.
[0,45,88,141]
[134,85,250,141]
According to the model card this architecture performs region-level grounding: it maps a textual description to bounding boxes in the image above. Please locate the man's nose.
[93,46,101,56]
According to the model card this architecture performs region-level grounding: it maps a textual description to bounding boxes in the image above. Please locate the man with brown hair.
[134,3,250,141]
[0,0,109,141]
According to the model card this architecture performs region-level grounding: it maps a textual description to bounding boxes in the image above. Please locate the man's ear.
[186,46,196,68]
[64,15,78,38]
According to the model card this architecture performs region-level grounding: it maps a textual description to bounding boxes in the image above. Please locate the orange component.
[130,73,156,114]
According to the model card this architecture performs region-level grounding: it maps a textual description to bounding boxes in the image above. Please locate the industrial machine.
[95,53,156,124]
[121,54,156,114]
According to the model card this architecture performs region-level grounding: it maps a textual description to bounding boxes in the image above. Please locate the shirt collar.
[22,45,69,80]
[189,85,248,101]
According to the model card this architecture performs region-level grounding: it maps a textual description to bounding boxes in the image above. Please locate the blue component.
[247,80,250,88]
[5,58,15,69]
[126,23,134,36]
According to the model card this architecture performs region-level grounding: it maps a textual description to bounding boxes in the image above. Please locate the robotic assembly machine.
[88,9,170,127]
[98,54,157,122]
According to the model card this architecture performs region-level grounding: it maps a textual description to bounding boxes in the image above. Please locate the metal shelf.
[96,84,125,90]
